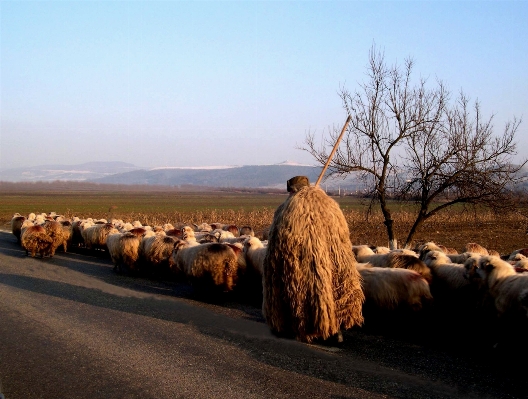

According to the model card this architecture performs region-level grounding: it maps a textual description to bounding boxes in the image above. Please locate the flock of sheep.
[9,211,528,349]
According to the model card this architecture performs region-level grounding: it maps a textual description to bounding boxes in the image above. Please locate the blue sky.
[1,0,527,170]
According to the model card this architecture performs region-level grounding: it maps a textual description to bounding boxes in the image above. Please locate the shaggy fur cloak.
[263,185,364,343]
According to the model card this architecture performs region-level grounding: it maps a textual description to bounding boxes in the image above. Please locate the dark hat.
[287,176,310,193]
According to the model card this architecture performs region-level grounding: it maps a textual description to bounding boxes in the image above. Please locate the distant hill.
[0,161,140,182]
[0,161,362,189]
[92,164,325,188]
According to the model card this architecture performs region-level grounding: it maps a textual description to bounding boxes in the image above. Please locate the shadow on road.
[1,230,526,399]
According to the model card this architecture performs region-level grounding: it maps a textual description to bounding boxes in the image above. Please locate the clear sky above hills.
[1,0,527,170]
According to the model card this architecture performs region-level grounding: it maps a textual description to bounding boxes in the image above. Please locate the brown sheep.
[21,225,53,258]
[43,220,67,257]
[60,220,72,252]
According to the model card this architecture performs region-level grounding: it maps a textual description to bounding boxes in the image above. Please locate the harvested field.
[1,183,527,255]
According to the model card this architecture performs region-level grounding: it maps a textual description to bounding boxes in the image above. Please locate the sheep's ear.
[480,260,493,272]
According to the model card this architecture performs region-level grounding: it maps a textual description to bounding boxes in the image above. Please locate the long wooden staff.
[314,115,351,187]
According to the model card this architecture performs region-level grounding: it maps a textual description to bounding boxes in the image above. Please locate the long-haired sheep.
[417,241,444,260]
[356,264,433,315]
[138,234,177,274]
[424,250,484,316]
[475,256,528,318]
[352,245,431,283]
[463,242,489,256]
[43,220,67,257]
[20,224,53,258]
[11,213,26,244]
[60,220,72,252]
[446,252,474,264]
[81,223,119,251]
[193,222,212,232]
[170,241,240,294]
[263,177,364,344]
[107,232,142,273]
[423,250,474,293]
[474,256,528,348]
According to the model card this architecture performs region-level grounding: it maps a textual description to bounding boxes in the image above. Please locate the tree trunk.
[404,208,428,247]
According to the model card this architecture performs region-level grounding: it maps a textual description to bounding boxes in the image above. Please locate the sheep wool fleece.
[263,185,364,343]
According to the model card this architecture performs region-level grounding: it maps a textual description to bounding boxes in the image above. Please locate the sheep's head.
[173,238,188,252]
[476,256,496,281]
[422,250,447,266]
[182,226,195,240]
[418,242,442,260]
[463,256,481,281]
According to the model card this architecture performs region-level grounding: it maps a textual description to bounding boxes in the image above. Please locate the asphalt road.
[0,230,525,399]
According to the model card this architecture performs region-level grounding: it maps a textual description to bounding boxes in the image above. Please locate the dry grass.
[1,185,527,255]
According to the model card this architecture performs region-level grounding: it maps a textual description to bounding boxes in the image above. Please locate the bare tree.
[399,93,524,246]
[302,46,524,248]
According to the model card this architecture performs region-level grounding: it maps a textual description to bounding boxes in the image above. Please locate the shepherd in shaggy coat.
[263,176,365,343]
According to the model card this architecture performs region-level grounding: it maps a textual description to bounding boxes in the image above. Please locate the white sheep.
[107,232,142,272]
[417,241,444,260]
[239,225,255,237]
[193,222,213,232]
[181,225,201,246]
[81,223,119,250]
[475,256,528,318]
[353,245,432,283]
[243,236,267,276]
[11,213,26,244]
[423,250,472,291]
[356,264,433,312]
[446,252,474,264]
